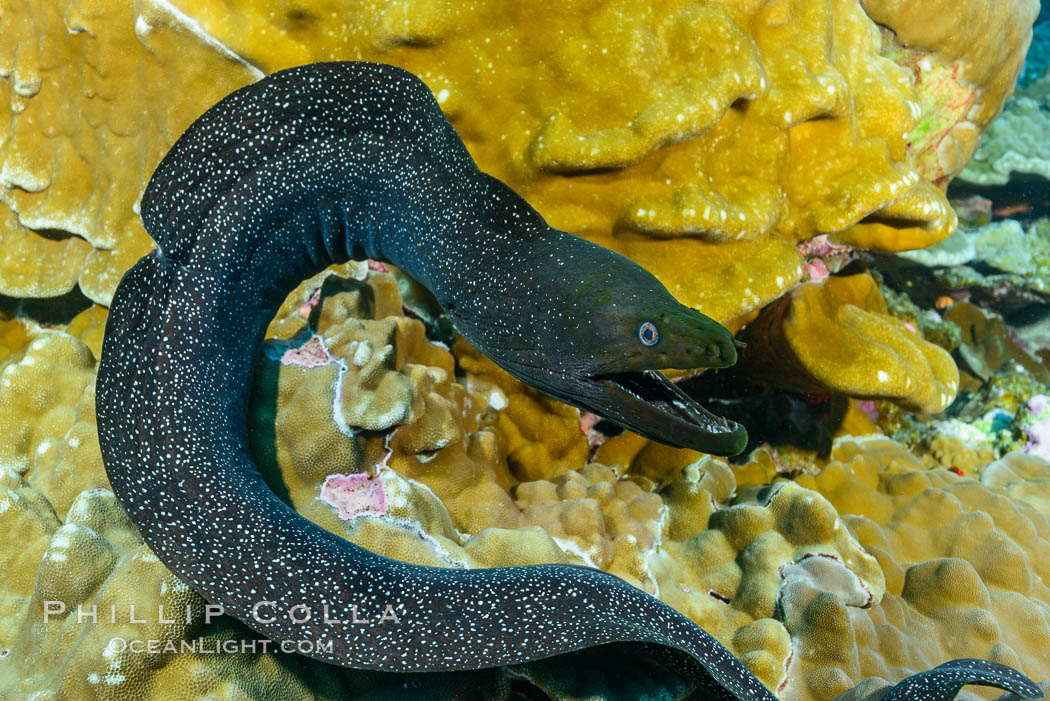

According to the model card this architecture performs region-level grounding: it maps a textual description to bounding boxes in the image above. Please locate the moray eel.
[96,62,1042,700]
[880,659,1042,700]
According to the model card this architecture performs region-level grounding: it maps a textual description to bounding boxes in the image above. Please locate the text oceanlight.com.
[106,637,334,656]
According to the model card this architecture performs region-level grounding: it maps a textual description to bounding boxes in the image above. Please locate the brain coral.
[3,0,1018,327]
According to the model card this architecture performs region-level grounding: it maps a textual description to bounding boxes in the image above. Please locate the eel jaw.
[588,369,747,456]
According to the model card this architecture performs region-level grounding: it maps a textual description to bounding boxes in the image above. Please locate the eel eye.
[638,321,659,346]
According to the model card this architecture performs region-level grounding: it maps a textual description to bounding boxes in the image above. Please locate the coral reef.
[0,0,1047,698]
[4,0,1010,329]
[0,0,261,304]
[0,315,107,517]
[892,219,1050,310]
[862,0,1040,183]
[0,268,1048,699]
[958,98,1050,187]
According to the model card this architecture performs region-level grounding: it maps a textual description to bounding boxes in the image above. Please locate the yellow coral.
[0,0,259,304]
[455,337,589,483]
[920,434,997,476]
[784,436,1050,701]
[980,452,1050,517]
[250,267,526,538]
[863,0,1040,181]
[2,0,994,321]
[739,273,960,414]
[515,463,664,590]
[0,317,107,516]
[0,477,466,699]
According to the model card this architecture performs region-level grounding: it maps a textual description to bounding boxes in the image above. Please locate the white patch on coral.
[778,555,872,609]
[551,536,600,568]
[134,15,152,37]
[352,341,372,367]
[487,388,508,410]
[138,0,264,78]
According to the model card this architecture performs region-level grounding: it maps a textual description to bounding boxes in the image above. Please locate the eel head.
[450,240,749,457]
[568,300,748,457]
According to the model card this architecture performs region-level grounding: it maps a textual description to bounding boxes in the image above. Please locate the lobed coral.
[736,273,960,414]
[0,267,1048,699]
[0,315,107,517]
[786,437,1050,701]
[3,0,1007,329]
[0,0,1046,698]
[0,0,261,304]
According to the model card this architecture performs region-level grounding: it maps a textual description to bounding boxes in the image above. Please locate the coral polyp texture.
[4,0,1024,319]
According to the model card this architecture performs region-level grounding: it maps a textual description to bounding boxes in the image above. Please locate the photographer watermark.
[42,600,403,655]
[105,636,332,656]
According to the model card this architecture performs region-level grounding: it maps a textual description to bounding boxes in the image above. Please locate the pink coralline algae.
[279,335,334,368]
[579,411,609,448]
[1024,394,1050,461]
[320,473,388,520]
[797,235,855,282]
[296,288,322,318]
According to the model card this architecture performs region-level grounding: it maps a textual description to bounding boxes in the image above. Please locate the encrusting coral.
[0,0,261,304]
[4,0,1013,327]
[958,97,1050,186]
[786,436,1050,701]
[0,0,1045,697]
[0,315,107,517]
[862,0,1040,184]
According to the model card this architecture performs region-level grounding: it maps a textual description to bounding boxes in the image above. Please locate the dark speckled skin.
[95,62,1042,700]
[882,660,1041,700]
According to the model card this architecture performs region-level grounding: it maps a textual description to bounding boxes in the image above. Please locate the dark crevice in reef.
[857,213,929,229]
[947,175,1050,223]
[0,286,93,327]
[246,354,295,508]
[676,369,849,462]
[32,227,84,242]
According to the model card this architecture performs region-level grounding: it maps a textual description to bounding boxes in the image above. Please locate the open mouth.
[589,369,747,456]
